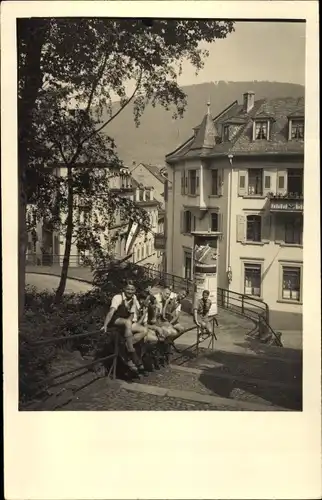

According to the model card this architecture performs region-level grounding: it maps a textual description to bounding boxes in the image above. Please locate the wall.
[130,163,165,207]
[166,157,230,285]
[228,158,303,324]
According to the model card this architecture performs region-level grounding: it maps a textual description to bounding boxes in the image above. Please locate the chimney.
[243,91,255,113]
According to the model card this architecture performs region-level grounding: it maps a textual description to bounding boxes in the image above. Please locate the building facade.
[26,164,165,272]
[165,92,304,329]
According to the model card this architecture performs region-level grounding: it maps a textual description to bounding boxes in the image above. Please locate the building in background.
[165,92,304,329]
[26,163,166,272]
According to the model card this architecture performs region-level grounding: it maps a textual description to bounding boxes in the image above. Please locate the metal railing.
[25,253,281,346]
[20,328,120,410]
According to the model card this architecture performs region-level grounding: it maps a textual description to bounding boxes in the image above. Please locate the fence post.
[265,304,269,324]
[241,295,245,315]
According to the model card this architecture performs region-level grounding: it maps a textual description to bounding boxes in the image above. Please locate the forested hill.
[102,81,304,166]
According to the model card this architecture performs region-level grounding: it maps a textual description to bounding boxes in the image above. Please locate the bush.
[93,259,156,296]
[19,287,106,404]
[20,263,158,404]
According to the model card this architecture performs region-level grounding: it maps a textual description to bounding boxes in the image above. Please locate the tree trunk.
[17,19,49,318]
[55,166,74,303]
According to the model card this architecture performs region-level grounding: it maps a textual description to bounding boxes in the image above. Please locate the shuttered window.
[277,170,287,194]
[236,215,246,243]
[238,170,248,196]
[246,215,261,242]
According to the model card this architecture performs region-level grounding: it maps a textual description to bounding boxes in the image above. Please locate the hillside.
[102,81,304,166]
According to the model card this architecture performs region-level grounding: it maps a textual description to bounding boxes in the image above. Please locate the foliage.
[18,18,235,304]
[92,258,156,297]
[19,267,155,402]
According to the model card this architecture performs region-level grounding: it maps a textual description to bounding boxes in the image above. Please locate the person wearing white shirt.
[101,281,147,372]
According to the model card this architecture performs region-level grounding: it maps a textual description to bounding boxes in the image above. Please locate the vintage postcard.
[2,1,320,499]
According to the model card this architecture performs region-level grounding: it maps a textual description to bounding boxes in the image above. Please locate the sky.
[114,21,305,101]
[177,21,305,87]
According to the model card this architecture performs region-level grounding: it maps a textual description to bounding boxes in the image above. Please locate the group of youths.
[101,280,215,375]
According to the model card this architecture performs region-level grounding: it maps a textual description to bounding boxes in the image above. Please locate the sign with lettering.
[270,200,303,212]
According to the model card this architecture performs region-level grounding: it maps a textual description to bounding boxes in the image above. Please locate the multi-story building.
[165,92,304,329]
[26,164,165,272]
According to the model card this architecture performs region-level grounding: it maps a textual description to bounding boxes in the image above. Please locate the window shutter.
[262,214,271,241]
[181,171,185,195]
[236,215,246,243]
[238,170,248,196]
[180,211,184,233]
[263,171,272,196]
[185,173,188,192]
[217,169,223,195]
[277,170,287,194]
[196,169,200,195]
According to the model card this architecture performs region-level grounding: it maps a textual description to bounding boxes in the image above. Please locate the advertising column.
[193,234,218,315]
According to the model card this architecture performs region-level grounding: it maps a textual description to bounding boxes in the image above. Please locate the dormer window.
[291,119,304,140]
[223,125,230,142]
[255,121,268,140]
[145,190,151,201]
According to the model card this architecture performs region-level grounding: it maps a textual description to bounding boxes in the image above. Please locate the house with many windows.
[27,164,165,272]
[165,91,304,329]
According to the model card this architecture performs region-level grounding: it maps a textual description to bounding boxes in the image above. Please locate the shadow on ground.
[196,347,302,410]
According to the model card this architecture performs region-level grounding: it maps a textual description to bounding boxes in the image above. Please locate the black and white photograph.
[2,1,320,498]
[16,16,307,412]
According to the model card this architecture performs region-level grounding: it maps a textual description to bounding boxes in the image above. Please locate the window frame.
[210,169,219,196]
[223,124,230,142]
[210,212,219,232]
[248,168,263,196]
[246,214,262,242]
[276,213,303,246]
[278,261,303,303]
[187,169,197,196]
[243,261,263,298]
[290,119,304,140]
[287,168,303,196]
[254,120,268,140]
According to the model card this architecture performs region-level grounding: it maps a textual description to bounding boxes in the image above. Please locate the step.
[130,365,302,411]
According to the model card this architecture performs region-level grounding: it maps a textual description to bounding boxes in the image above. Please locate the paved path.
[26,273,93,294]
[23,271,302,411]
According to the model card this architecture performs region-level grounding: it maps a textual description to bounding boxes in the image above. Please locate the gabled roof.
[288,107,305,118]
[166,95,305,162]
[135,163,165,184]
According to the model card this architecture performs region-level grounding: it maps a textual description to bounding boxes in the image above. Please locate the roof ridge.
[166,100,238,160]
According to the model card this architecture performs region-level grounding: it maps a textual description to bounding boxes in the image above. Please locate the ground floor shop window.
[244,263,261,296]
[282,266,301,301]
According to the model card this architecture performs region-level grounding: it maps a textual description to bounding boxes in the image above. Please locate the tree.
[18,18,235,312]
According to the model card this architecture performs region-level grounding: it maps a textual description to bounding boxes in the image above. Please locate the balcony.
[154,233,166,250]
[268,193,303,213]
